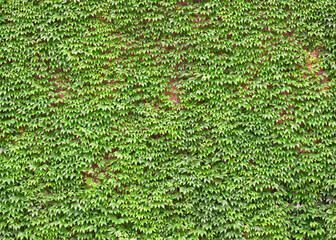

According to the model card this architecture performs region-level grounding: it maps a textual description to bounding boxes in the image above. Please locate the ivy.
[0,0,336,239]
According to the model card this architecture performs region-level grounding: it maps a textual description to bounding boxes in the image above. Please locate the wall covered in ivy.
[1,0,335,239]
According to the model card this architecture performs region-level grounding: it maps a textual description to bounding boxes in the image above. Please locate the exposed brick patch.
[165,75,180,106]
[302,49,332,92]
[81,162,110,187]
[177,0,188,6]
[296,145,309,154]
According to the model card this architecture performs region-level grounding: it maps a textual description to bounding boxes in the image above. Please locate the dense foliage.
[1,0,335,239]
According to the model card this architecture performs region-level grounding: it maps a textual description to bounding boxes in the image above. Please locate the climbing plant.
[0,0,335,239]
